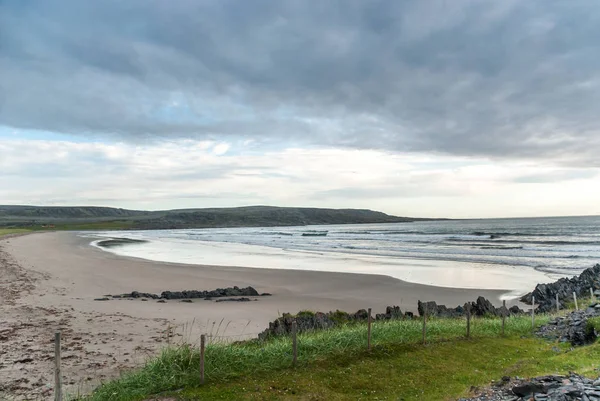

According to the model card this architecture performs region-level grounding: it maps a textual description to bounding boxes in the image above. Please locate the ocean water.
[87,216,600,295]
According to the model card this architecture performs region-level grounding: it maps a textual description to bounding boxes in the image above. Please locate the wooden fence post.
[466,303,471,339]
[422,307,427,345]
[54,331,62,401]
[556,294,560,314]
[292,320,298,366]
[573,292,578,311]
[367,308,372,351]
[200,334,206,385]
[502,300,506,337]
[531,296,535,331]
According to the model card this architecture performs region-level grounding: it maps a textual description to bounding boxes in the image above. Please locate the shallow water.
[85,215,600,295]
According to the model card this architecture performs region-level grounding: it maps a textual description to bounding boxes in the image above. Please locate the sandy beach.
[1,231,509,399]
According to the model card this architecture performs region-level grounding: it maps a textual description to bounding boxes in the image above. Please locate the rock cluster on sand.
[536,303,600,346]
[417,296,524,318]
[98,286,265,301]
[520,264,600,313]
[459,373,600,401]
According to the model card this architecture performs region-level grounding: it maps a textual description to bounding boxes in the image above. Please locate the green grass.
[0,228,31,237]
[47,221,136,230]
[0,221,135,233]
[80,313,600,401]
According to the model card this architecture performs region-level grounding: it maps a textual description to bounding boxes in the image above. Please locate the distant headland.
[0,205,440,230]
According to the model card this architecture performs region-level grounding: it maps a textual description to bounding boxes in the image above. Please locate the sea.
[86,216,600,297]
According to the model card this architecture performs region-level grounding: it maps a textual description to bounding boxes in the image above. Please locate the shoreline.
[88,230,557,296]
[0,231,515,399]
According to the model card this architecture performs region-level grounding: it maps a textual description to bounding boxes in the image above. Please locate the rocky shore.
[521,264,600,313]
[95,286,270,302]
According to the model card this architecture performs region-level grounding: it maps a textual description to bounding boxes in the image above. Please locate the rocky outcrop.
[162,286,260,299]
[215,297,255,303]
[520,264,600,313]
[536,303,600,346]
[100,286,262,301]
[417,297,522,318]
[258,312,337,340]
[375,306,404,320]
[258,306,414,340]
[459,373,600,401]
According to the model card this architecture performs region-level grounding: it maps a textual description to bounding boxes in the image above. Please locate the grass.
[0,228,31,237]
[0,221,135,234]
[80,313,600,401]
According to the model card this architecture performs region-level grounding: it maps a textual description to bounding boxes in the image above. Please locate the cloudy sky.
[1,0,599,218]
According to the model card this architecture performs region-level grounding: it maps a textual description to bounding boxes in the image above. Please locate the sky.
[1,0,599,219]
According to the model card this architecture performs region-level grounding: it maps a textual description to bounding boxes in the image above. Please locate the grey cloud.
[2,0,600,164]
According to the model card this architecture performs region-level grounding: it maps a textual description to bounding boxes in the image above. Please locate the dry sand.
[1,232,508,400]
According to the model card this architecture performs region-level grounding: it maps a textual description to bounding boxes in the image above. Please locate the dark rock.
[215,297,254,303]
[536,309,599,346]
[120,291,160,299]
[261,293,272,296]
[375,306,403,320]
[353,309,370,321]
[258,311,336,340]
[180,299,193,303]
[472,296,500,317]
[157,300,166,303]
[509,305,524,315]
[94,297,110,301]
[161,286,260,299]
[258,305,404,340]
[521,264,600,313]
[102,286,264,301]
[512,383,546,397]
[418,297,524,318]
[460,373,600,401]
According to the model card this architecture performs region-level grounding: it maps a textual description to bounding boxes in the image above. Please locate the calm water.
[87,216,600,294]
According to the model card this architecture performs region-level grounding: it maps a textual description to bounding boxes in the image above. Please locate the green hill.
[0,205,434,230]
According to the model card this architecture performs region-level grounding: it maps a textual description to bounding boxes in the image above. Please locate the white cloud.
[212,143,230,156]
[0,138,598,218]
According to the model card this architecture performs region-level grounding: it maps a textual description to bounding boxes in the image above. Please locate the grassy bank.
[0,228,31,237]
[81,312,600,401]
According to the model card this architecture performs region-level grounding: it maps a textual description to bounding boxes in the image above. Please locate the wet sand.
[1,231,508,399]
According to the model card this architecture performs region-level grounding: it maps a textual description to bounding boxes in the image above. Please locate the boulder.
[353,309,370,321]
[376,306,403,320]
[258,311,336,340]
